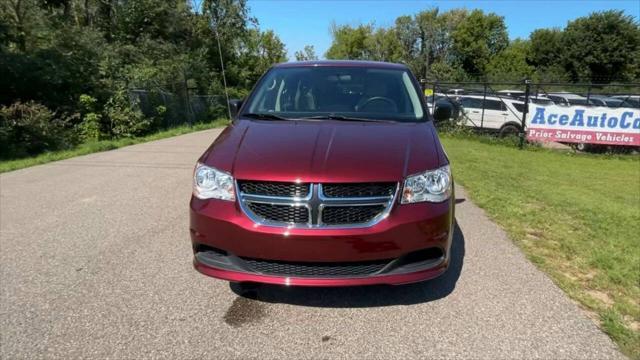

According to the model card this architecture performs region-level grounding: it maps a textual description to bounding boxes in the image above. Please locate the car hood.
[200,119,445,183]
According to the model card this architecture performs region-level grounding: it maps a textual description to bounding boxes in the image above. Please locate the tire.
[574,143,588,152]
[499,124,520,138]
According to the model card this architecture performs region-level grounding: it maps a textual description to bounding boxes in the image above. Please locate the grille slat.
[238,181,310,198]
[240,257,389,277]
[322,183,396,198]
[246,203,309,224]
[321,205,387,225]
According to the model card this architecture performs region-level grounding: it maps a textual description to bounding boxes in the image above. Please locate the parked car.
[586,95,633,108]
[546,92,590,106]
[190,61,455,287]
[457,95,524,136]
[426,94,461,121]
[445,88,465,96]
[610,95,640,108]
[517,95,555,105]
[496,89,525,98]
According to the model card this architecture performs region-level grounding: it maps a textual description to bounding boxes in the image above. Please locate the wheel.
[574,143,589,152]
[499,124,520,137]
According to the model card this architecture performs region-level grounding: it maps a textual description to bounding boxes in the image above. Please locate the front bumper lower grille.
[237,181,398,227]
[194,245,445,279]
[241,257,389,277]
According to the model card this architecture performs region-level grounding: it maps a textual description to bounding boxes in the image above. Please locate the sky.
[249,0,640,59]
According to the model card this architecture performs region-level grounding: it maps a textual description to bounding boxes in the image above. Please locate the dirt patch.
[525,228,544,240]
[223,296,267,328]
[587,290,614,308]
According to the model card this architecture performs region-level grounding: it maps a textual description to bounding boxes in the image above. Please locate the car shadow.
[229,222,465,308]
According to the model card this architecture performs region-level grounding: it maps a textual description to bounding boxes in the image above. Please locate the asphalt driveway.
[0,128,623,359]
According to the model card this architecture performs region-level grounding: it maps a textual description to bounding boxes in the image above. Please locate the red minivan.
[190,61,454,286]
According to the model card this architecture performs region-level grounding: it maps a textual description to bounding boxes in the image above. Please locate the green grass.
[0,119,229,173]
[440,135,640,358]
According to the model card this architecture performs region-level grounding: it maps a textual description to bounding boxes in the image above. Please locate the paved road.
[0,129,623,359]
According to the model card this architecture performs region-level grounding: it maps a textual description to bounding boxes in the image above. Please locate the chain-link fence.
[128,88,227,129]
[424,80,640,148]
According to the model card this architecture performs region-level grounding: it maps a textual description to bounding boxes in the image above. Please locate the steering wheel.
[358,96,397,111]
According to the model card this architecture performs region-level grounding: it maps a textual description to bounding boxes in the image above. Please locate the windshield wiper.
[300,114,394,123]
[242,113,289,120]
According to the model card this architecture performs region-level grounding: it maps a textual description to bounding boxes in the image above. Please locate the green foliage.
[325,8,638,83]
[528,28,564,69]
[79,112,102,142]
[105,90,150,138]
[562,10,640,82]
[326,22,374,60]
[451,9,508,76]
[486,39,535,81]
[294,45,318,61]
[0,0,287,160]
[429,61,467,82]
[0,101,68,158]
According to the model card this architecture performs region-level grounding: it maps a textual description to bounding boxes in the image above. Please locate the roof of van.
[274,60,409,70]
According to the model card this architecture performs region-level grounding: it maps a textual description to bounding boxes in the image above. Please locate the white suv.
[457,95,525,136]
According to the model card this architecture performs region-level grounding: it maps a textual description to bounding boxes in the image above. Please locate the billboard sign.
[526,105,640,146]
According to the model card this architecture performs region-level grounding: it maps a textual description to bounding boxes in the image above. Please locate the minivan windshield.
[242,66,426,122]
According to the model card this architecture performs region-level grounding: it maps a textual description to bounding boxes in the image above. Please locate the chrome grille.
[322,183,396,198]
[237,181,397,228]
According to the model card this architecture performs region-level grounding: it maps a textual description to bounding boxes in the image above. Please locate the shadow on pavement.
[230,222,465,307]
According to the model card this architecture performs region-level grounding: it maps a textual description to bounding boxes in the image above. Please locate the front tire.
[499,124,520,137]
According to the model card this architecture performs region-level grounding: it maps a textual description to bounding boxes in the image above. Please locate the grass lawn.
[440,135,640,358]
[0,119,229,173]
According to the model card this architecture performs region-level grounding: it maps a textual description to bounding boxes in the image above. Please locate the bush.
[0,102,70,159]
[105,90,151,138]
[77,94,104,141]
[79,113,102,142]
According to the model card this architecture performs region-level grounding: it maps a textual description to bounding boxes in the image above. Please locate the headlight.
[193,163,235,201]
[401,165,452,203]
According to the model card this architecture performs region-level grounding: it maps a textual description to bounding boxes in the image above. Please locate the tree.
[432,9,468,64]
[561,10,640,82]
[365,28,402,62]
[294,45,318,61]
[414,9,439,79]
[325,22,373,59]
[451,9,508,77]
[528,28,563,68]
[259,30,287,64]
[0,0,47,51]
[486,39,535,81]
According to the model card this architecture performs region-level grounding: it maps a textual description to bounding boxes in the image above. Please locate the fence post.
[480,83,487,129]
[431,82,437,110]
[519,79,531,149]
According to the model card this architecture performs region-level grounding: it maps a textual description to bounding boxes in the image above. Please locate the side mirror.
[229,99,243,118]
[433,103,452,122]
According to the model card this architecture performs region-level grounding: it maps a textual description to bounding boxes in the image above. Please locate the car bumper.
[190,193,454,286]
